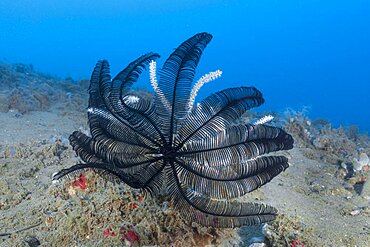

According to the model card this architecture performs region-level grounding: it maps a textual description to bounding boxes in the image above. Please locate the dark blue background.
[1,0,369,131]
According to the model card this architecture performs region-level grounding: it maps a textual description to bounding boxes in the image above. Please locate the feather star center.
[161,146,177,161]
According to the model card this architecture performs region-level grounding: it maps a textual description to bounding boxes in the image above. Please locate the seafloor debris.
[263,214,314,247]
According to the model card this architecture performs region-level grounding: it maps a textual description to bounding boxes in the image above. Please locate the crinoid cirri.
[53,32,294,227]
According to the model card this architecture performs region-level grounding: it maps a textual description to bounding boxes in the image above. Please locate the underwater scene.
[0,1,369,247]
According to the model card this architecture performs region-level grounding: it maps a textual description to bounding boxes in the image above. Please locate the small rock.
[23,236,40,247]
[45,216,54,227]
[353,153,369,171]
[350,209,360,216]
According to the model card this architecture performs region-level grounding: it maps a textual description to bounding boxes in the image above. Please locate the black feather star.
[52,32,294,228]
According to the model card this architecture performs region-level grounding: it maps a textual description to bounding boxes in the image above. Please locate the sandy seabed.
[0,63,369,246]
[0,108,368,247]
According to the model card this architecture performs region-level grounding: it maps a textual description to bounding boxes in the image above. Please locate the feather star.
[52,32,294,228]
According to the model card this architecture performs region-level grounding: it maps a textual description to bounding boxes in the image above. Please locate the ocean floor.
[0,63,369,246]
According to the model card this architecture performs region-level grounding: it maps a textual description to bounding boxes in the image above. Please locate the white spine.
[149,60,158,90]
[187,69,222,113]
[122,95,140,104]
[149,60,170,110]
[87,107,115,121]
[254,115,274,125]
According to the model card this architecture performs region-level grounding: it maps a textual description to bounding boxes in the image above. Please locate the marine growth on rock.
[52,32,294,227]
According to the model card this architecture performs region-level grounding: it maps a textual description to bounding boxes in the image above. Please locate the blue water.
[0,0,369,132]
